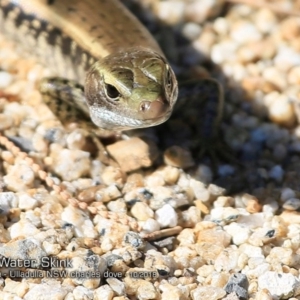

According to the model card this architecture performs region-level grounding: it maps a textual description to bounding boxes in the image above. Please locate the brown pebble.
[0,114,13,130]
[279,210,300,224]
[246,199,262,213]
[267,93,296,128]
[122,173,144,193]
[237,40,276,63]
[78,185,105,203]
[280,17,300,41]
[101,166,126,188]
[255,289,272,300]
[164,145,195,169]
[106,137,159,172]
[194,200,209,214]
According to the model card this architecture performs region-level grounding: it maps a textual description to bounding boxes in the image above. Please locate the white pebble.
[142,218,161,233]
[254,8,277,33]
[0,192,18,208]
[274,46,300,72]
[155,1,185,25]
[66,129,87,150]
[72,286,94,300]
[185,0,224,23]
[50,146,91,181]
[258,271,299,298]
[10,220,40,238]
[182,22,202,41]
[18,193,39,210]
[210,207,239,223]
[61,206,95,237]
[239,244,264,258]
[81,219,98,238]
[23,281,69,300]
[93,285,114,300]
[225,223,250,245]
[211,41,238,64]
[213,17,229,35]
[189,179,210,202]
[106,278,125,296]
[24,211,41,227]
[230,21,262,44]
[0,71,13,88]
[263,201,279,214]
[155,204,178,228]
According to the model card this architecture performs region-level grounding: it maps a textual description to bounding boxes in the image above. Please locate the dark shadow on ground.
[122,0,300,197]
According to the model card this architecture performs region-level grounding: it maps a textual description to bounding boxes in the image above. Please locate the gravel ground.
[1,0,300,299]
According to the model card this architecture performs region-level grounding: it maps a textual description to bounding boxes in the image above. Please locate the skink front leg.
[39,77,114,164]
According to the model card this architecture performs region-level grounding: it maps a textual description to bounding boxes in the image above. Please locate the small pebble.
[142,218,160,233]
[210,207,240,224]
[101,166,126,187]
[283,198,300,211]
[182,22,202,41]
[0,238,46,266]
[106,278,125,296]
[0,71,13,88]
[222,292,240,300]
[49,145,91,181]
[155,204,178,228]
[72,286,94,299]
[268,165,284,182]
[131,202,154,221]
[93,285,114,300]
[224,273,249,300]
[254,289,272,300]
[265,93,296,128]
[164,145,195,169]
[106,137,159,172]
[258,271,299,299]
[4,163,35,192]
[230,21,262,44]
[123,231,144,249]
[23,281,69,300]
[190,286,226,300]
[185,0,225,23]
[280,188,296,201]
[225,223,250,245]
[18,193,39,210]
[154,1,185,25]
[0,114,13,130]
[9,219,40,238]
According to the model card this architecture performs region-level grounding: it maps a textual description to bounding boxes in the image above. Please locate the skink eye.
[105,83,120,101]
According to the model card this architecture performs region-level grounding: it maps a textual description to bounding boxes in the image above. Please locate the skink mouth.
[138,97,170,120]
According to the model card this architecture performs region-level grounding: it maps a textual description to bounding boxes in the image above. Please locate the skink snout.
[139,97,169,120]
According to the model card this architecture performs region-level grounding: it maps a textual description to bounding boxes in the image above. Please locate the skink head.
[85,48,178,131]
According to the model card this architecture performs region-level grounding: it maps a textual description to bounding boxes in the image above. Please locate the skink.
[0,0,178,131]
